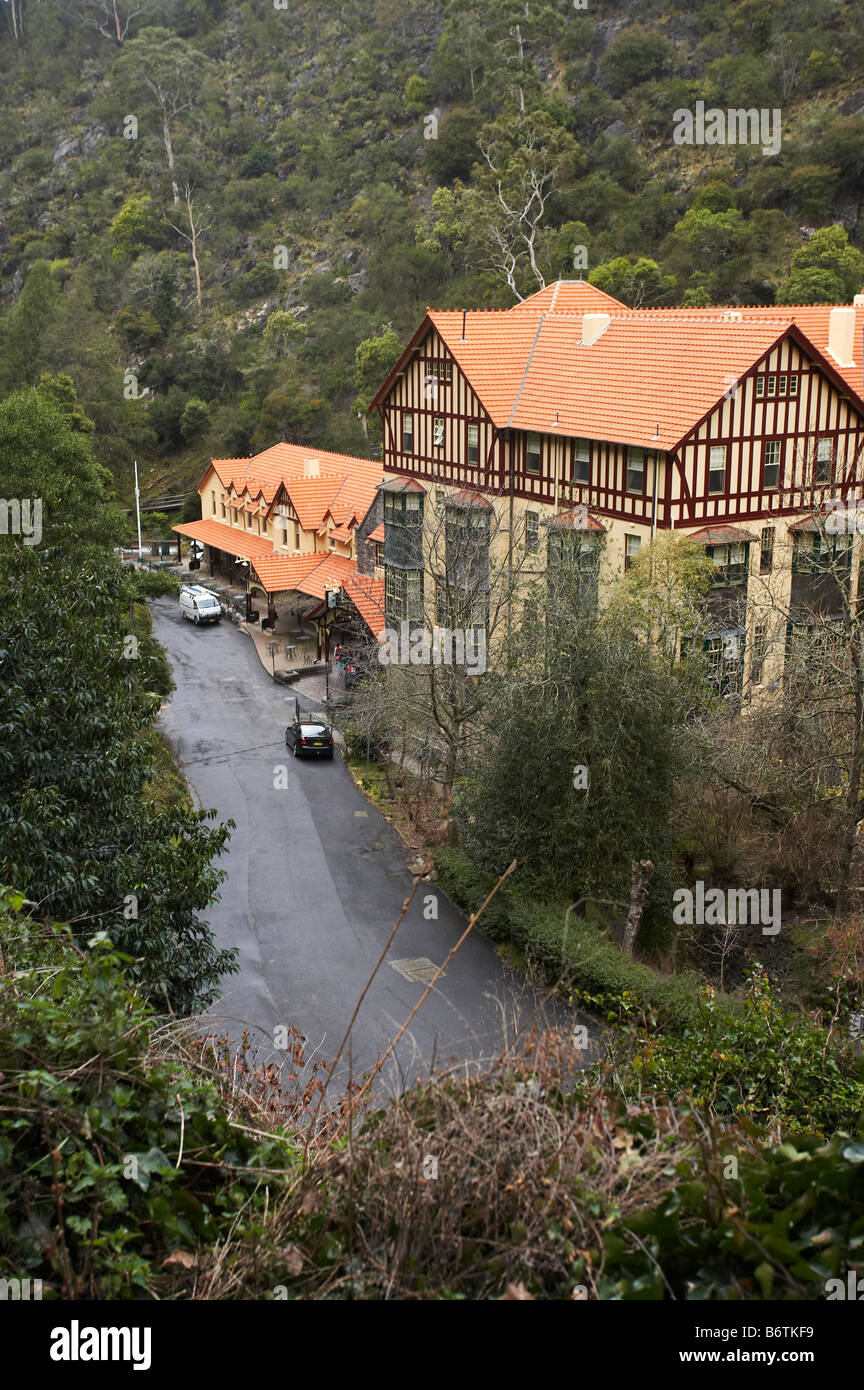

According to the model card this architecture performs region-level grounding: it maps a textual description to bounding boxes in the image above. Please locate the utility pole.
[134,460,143,560]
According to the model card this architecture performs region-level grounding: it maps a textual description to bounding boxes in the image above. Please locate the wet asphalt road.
[150,597,571,1097]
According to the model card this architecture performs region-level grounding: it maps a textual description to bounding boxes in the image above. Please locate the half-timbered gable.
[671,331,864,529]
[382,326,499,490]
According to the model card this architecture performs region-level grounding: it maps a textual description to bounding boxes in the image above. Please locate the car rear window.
[300,724,328,736]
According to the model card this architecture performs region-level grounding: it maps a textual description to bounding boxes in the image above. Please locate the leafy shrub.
[614,967,864,1135]
[0,901,300,1300]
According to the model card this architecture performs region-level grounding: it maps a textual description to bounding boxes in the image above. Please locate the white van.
[179,585,223,626]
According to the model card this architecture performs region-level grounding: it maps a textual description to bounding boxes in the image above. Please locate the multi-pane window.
[525,510,539,554]
[427,360,452,381]
[760,526,774,573]
[385,566,423,620]
[402,412,413,453]
[708,540,747,586]
[814,438,833,483]
[708,445,727,494]
[625,534,641,570]
[295,524,301,548]
[705,631,745,697]
[763,440,781,490]
[756,374,797,397]
[526,432,542,474]
[467,423,479,465]
[433,417,445,448]
[573,438,591,483]
[626,446,644,493]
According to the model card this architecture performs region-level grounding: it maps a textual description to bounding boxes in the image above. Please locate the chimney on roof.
[828,306,856,368]
[581,312,610,346]
[855,292,864,306]
[303,457,320,478]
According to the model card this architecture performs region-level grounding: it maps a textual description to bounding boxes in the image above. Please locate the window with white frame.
[467,423,479,465]
[626,446,644,493]
[402,411,413,453]
[763,440,781,490]
[573,438,591,483]
[433,417,445,448]
[526,432,541,474]
[708,445,727,494]
[625,534,641,570]
[814,438,833,483]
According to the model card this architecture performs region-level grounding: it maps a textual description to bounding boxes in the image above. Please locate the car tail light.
[328,737,334,745]
[301,737,307,745]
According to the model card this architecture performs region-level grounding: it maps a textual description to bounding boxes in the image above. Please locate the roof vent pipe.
[581,312,610,345]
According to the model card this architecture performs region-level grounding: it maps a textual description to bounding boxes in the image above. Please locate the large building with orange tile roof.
[369,278,864,693]
[173,441,386,638]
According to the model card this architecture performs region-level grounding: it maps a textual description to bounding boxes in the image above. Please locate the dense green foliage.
[0,896,292,1299]
[0,389,235,1012]
[455,645,685,940]
[1,0,863,501]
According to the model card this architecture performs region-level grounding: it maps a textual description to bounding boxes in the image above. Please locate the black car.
[285,720,335,759]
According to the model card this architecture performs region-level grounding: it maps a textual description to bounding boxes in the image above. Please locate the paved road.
[151,597,574,1098]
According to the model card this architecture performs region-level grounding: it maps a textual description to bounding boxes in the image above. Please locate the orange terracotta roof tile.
[686,523,759,544]
[342,570,386,637]
[509,280,626,314]
[367,524,385,543]
[249,552,323,591]
[250,551,355,597]
[172,518,274,558]
[210,442,382,507]
[372,281,864,449]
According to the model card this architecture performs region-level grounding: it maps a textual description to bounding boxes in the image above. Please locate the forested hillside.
[1,0,863,506]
